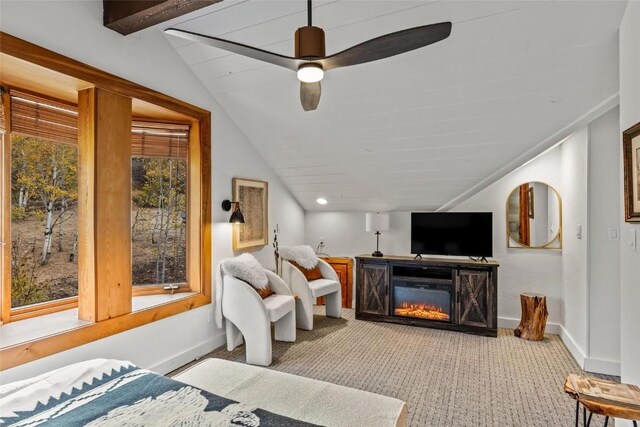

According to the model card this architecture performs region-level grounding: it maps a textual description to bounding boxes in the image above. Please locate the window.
[6,91,80,312]
[1,89,200,318]
[131,122,189,287]
[10,134,79,307]
[0,31,211,370]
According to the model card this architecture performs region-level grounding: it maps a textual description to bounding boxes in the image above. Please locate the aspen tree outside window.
[8,92,79,309]
[131,122,189,288]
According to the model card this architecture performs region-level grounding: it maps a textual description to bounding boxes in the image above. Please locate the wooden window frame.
[0,32,211,370]
[1,90,81,322]
[1,87,193,320]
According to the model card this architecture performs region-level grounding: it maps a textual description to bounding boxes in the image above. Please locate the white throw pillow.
[221,253,269,290]
[279,245,318,270]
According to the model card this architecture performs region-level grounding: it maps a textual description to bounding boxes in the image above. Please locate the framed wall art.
[232,178,268,250]
[623,122,640,222]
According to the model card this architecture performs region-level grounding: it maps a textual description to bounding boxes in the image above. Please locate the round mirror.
[506,182,562,249]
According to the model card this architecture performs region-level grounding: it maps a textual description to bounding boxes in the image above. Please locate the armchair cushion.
[263,294,295,322]
[280,245,318,269]
[221,253,272,298]
[308,278,340,298]
[289,260,323,281]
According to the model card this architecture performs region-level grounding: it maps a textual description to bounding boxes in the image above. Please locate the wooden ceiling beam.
[103,0,220,35]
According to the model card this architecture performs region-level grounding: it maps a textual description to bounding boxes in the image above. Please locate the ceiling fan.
[165,1,452,111]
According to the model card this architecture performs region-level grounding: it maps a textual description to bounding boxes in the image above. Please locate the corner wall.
[586,107,621,374]
[559,129,590,365]
[0,1,305,383]
[619,1,640,419]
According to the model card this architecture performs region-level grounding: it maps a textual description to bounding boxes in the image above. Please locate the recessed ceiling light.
[316,197,328,205]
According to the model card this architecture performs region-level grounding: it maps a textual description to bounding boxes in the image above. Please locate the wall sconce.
[222,200,245,224]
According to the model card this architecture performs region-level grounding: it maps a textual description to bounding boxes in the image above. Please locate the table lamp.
[365,212,390,257]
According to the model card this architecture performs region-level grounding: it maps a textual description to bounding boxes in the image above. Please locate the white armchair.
[222,269,296,366]
[282,259,342,330]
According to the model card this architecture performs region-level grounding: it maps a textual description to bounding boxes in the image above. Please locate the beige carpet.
[173,308,616,426]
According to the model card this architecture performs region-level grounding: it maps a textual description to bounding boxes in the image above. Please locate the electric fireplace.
[392,281,453,322]
[356,256,499,337]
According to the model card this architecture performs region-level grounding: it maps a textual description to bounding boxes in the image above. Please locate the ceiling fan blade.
[300,81,321,111]
[320,22,452,71]
[165,28,303,72]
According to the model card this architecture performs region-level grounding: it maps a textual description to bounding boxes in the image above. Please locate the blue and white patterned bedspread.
[0,359,319,426]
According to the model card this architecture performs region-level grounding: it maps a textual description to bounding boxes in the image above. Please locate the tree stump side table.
[514,293,548,340]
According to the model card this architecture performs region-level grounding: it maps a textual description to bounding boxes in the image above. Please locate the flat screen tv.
[411,212,493,257]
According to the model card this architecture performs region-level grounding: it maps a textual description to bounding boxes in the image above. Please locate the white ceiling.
[164,0,626,211]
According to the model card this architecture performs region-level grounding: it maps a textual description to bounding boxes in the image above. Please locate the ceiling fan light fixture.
[297,63,324,83]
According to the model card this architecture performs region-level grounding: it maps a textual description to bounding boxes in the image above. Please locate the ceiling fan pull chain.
[307,0,312,26]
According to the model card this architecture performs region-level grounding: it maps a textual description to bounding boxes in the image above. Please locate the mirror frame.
[506,181,562,249]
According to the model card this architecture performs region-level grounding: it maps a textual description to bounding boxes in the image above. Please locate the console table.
[355,255,499,337]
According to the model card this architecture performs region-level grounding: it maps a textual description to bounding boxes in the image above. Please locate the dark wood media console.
[356,255,499,337]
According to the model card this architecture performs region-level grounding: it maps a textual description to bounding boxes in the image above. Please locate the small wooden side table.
[564,374,640,427]
[514,292,548,340]
[316,257,353,308]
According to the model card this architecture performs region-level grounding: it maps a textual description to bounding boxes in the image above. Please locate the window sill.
[0,292,209,371]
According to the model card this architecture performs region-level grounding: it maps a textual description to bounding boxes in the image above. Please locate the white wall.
[0,1,304,383]
[453,142,565,327]
[586,107,621,374]
[306,211,411,259]
[619,1,640,419]
[560,128,590,364]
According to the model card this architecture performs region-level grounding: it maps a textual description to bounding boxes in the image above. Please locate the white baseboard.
[583,358,620,376]
[148,332,226,375]
[559,326,586,368]
[498,317,612,374]
[497,316,562,335]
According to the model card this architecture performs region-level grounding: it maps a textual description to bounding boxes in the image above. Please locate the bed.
[0,358,407,426]
[175,358,408,427]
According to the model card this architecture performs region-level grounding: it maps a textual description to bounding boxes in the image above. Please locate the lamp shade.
[229,208,245,224]
[365,212,390,232]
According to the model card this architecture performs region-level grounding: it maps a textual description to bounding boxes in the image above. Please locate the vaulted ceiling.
[164,0,626,211]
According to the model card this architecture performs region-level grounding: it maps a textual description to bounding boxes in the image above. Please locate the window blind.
[10,90,78,145]
[131,121,189,159]
[9,90,189,157]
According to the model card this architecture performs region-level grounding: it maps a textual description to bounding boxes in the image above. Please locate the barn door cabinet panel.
[457,270,496,329]
[356,261,389,316]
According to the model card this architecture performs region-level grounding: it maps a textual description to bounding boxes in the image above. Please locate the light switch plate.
[576,224,582,240]
[631,229,637,251]
[608,227,619,240]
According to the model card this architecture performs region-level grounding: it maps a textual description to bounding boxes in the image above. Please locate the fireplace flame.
[394,302,449,321]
